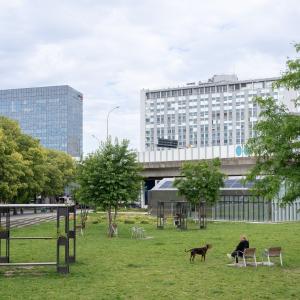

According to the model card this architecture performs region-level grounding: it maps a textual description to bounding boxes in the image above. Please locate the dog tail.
[185,249,192,253]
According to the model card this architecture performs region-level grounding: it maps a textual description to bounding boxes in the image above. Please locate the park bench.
[241,248,257,267]
[262,247,283,266]
[131,227,145,239]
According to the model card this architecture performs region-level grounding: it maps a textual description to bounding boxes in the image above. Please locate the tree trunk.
[81,205,88,229]
[113,206,118,224]
[107,207,114,238]
[112,206,118,237]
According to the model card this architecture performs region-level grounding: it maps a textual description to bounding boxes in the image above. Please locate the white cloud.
[0,0,299,154]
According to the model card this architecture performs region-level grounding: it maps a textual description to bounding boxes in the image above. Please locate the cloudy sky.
[0,0,299,154]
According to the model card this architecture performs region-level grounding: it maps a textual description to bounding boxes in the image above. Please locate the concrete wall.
[141,157,256,178]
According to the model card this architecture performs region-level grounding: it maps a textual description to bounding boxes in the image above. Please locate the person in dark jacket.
[227,235,249,263]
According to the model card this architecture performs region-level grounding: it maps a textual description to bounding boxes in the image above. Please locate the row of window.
[146,81,274,99]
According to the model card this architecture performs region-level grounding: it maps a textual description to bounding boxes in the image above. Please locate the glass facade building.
[0,85,83,158]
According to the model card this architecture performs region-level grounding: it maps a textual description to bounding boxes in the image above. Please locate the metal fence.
[271,201,300,222]
[211,196,271,222]
[149,190,300,223]
[210,196,300,222]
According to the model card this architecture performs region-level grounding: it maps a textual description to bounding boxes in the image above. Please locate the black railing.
[211,195,271,222]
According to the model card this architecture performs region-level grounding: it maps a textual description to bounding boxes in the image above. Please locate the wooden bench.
[262,247,283,266]
[241,248,257,267]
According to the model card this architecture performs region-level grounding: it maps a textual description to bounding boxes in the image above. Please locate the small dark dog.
[185,244,212,262]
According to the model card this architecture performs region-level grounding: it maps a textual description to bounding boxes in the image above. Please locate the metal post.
[68,206,76,263]
[57,207,69,274]
[106,106,120,141]
[0,208,10,263]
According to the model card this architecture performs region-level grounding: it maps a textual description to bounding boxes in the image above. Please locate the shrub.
[140,220,149,224]
[124,219,135,224]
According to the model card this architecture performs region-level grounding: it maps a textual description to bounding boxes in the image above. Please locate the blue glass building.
[0,85,83,158]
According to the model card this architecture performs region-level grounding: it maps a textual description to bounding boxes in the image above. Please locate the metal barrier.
[0,204,76,274]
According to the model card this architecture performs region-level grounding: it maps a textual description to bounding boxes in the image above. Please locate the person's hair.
[240,235,247,240]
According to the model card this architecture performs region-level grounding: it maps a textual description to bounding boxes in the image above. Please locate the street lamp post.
[106,106,120,141]
[91,134,100,144]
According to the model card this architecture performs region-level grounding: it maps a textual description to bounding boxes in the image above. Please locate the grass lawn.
[0,213,299,300]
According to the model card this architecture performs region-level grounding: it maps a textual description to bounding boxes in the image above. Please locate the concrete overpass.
[137,145,256,206]
[141,157,256,178]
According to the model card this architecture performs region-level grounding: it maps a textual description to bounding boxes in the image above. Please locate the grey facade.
[0,85,83,158]
[141,75,298,151]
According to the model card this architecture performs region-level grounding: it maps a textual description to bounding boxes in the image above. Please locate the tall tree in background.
[0,116,75,204]
[246,43,300,204]
[76,139,142,237]
[174,158,226,206]
[0,117,29,203]
[42,149,75,200]
[15,132,48,203]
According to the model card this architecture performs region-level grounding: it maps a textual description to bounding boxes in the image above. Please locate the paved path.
[1,212,57,229]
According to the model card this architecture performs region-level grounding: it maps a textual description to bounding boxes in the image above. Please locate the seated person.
[227,235,249,263]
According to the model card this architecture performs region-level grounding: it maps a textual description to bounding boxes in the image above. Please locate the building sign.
[235,145,249,156]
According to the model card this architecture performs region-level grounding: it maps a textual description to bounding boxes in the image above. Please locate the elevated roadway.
[141,157,256,178]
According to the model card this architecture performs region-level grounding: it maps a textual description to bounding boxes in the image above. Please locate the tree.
[275,43,300,105]
[0,117,30,203]
[0,116,75,204]
[76,139,142,237]
[15,132,48,204]
[246,43,300,204]
[174,158,226,206]
[42,149,76,200]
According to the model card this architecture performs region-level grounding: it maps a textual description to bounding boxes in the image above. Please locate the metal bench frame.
[0,204,76,274]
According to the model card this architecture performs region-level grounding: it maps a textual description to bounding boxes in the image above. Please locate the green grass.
[0,214,300,300]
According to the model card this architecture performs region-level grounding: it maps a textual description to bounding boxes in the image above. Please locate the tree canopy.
[246,43,300,204]
[0,116,75,203]
[174,158,226,206]
[275,43,300,105]
[76,139,142,237]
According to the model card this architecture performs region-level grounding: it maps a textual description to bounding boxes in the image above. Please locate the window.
[192,88,199,95]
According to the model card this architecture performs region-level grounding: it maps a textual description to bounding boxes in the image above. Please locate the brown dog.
[185,244,212,262]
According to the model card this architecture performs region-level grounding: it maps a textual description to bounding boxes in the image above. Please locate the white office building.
[140,75,298,152]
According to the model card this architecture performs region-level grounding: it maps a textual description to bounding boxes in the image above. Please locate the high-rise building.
[140,75,298,151]
[0,85,83,158]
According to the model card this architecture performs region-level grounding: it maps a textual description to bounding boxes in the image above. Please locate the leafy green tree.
[0,116,75,204]
[275,43,300,105]
[174,158,226,207]
[0,117,29,203]
[246,43,300,204]
[246,98,300,204]
[15,133,48,203]
[42,149,75,199]
[76,139,142,237]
